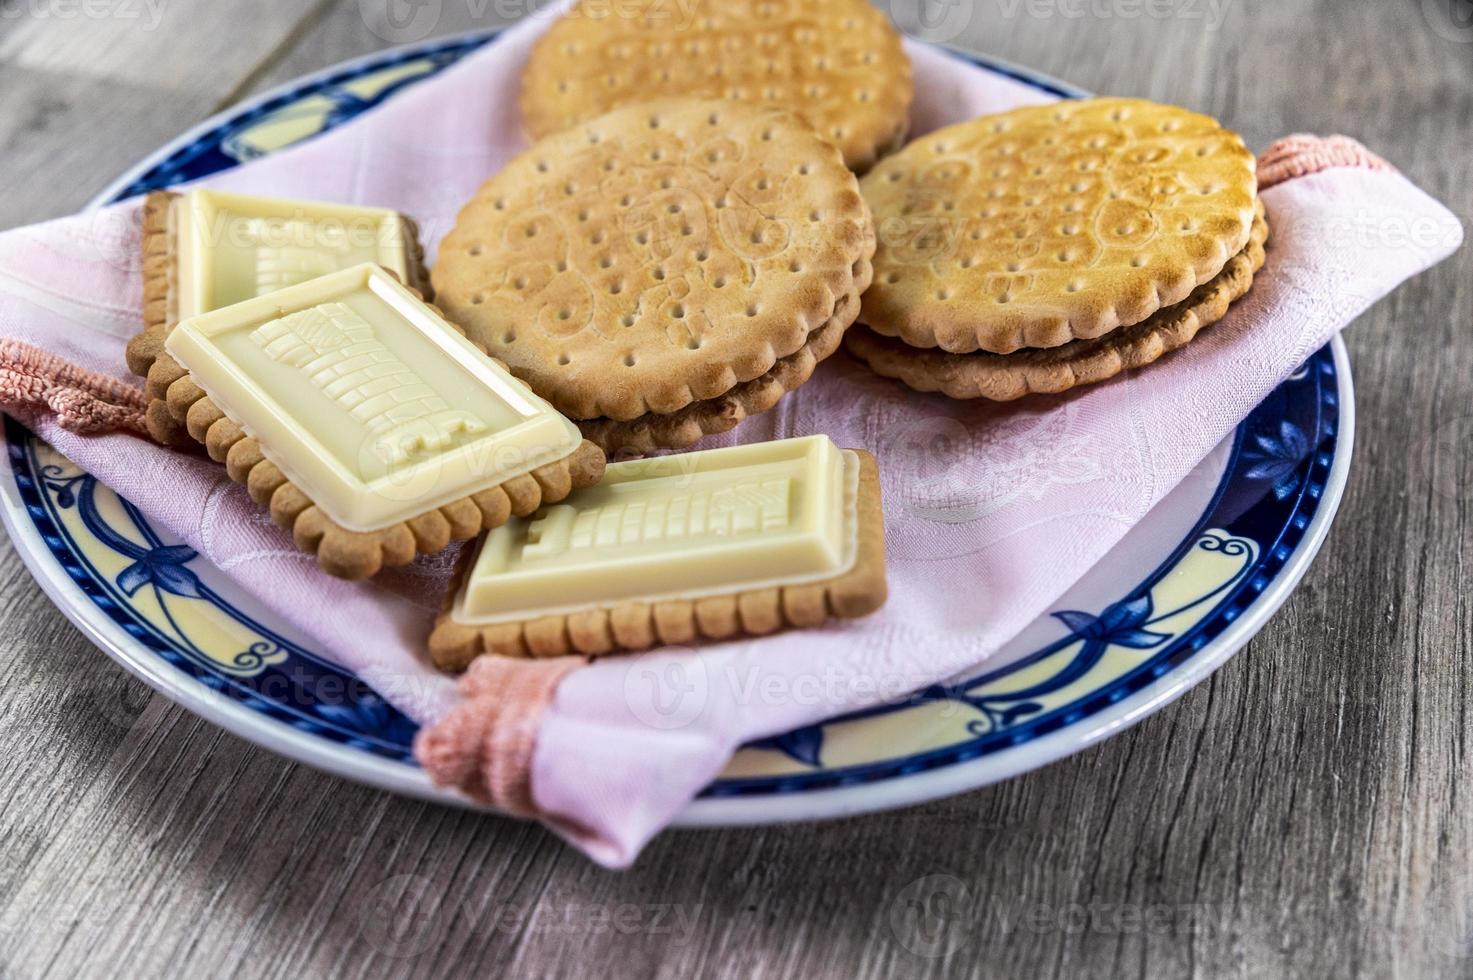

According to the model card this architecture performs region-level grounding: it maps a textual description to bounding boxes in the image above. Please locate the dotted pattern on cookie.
[847,203,1269,400]
[434,98,876,422]
[520,0,913,173]
[860,98,1259,354]
[577,279,862,456]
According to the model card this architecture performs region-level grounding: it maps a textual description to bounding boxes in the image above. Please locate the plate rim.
[678,339,1355,825]
[0,436,471,807]
[0,28,1355,828]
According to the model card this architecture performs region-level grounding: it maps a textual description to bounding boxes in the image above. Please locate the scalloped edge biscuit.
[859,98,1258,355]
[845,203,1268,401]
[433,99,877,424]
[520,0,914,174]
[127,190,433,447]
[576,257,869,455]
[577,301,845,456]
[427,449,887,670]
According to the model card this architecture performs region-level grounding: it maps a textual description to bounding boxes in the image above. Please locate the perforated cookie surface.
[577,288,857,455]
[520,0,913,173]
[847,203,1268,400]
[860,98,1258,354]
[434,98,876,422]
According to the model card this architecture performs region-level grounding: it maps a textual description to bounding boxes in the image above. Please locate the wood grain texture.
[0,1,1470,977]
[0,0,338,229]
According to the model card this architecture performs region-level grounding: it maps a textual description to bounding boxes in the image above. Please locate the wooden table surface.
[1,1,1469,977]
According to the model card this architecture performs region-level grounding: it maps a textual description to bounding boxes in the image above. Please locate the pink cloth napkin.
[0,10,1460,867]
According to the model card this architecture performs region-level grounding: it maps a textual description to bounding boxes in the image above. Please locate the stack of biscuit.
[845,98,1267,400]
[431,0,918,455]
[434,98,878,456]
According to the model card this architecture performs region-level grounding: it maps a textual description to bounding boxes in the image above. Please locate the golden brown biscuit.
[846,203,1268,400]
[520,0,913,173]
[434,98,876,447]
[860,98,1259,354]
[128,190,432,447]
[575,276,856,456]
[427,450,887,669]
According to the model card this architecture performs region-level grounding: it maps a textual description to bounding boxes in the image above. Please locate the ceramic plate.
[0,31,1353,825]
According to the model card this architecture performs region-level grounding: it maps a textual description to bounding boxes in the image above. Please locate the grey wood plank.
[241,0,523,91]
[0,0,338,229]
[0,0,1469,978]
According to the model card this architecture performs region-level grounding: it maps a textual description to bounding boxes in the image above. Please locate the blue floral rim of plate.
[719,351,1337,794]
[6,29,1341,804]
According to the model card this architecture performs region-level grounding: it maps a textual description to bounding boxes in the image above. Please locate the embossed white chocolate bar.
[171,189,414,321]
[165,264,582,532]
[451,435,862,624]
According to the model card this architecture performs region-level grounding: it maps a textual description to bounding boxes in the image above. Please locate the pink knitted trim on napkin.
[0,340,149,435]
[414,655,588,815]
[1258,134,1396,190]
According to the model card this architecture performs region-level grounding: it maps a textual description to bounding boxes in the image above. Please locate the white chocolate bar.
[452,435,862,624]
[171,189,413,321]
[165,263,582,532]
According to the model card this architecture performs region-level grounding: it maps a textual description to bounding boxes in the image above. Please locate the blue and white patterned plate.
[0,31,1352,825]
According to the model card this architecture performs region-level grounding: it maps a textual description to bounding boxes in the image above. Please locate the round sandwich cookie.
[434,98,876,454]
[520,0,913,173]
[846,199,1268,400]
[858,97,1260,357]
